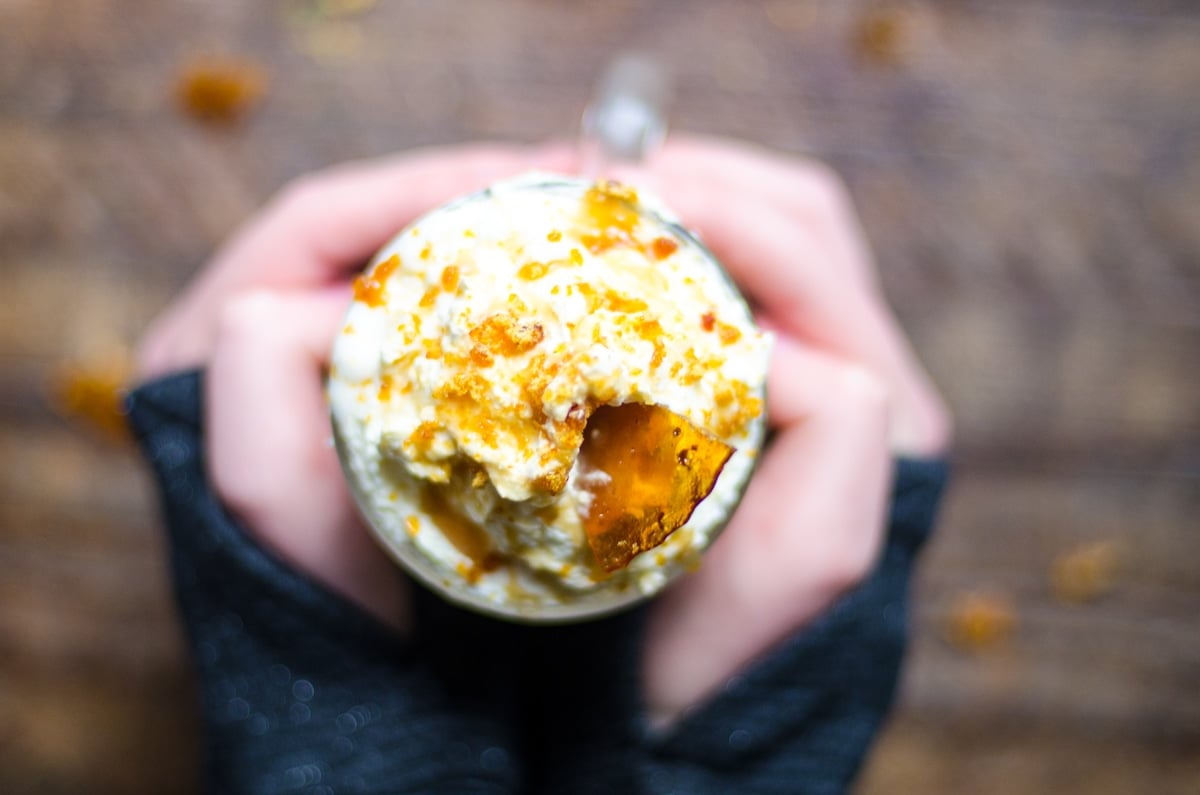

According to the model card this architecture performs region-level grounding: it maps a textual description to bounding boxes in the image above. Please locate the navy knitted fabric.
[127,370,948,794]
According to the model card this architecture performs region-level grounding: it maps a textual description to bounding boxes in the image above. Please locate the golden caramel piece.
[50,356,134,444]
[943,591,1017,653]
[578,403,734,572]
[175,58,267,124]
[1051,540,1123,604]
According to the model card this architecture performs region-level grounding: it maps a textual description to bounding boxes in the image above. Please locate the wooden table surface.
[2,1,1198,792]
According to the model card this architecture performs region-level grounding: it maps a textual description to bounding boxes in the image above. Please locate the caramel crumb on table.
[175,58,267,123]
[943,591,1017,653]
[852,6,908,67]
[50,356,134,443]
[1051,540,1124,603]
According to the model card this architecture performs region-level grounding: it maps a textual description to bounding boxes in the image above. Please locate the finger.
[644,340,893,725]
[645,158,879,343]
[140,144,545,378]
[206,286,410,631]
[648,152,950,455]
[652,135,878,287]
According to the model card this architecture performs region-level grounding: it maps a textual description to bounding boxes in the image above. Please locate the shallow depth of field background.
[2,1,1198,792]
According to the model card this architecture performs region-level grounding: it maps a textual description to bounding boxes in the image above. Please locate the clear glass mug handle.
[579,54,671,177]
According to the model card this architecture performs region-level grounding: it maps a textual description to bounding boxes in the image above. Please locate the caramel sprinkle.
[579,181,640,253]
[717,320,742,345]
[651,236,678,260]
[405,421,441,456]
[353,253,402,307]
[469,311,545,356]
[517,260,550,280]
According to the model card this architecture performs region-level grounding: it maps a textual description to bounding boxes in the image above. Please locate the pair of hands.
[138,137,949,727]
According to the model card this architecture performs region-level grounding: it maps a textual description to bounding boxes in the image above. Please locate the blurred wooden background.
[2,0,1197,792]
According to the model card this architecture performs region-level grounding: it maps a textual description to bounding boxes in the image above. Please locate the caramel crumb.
[353,254,402,307]
[175,58,267,124]
[50,356,133,443]
[717,320,742,345]
[547,230,562,242]
[470,311,545,356]
[1051,540,1124,604]
[405,515,420,536]
[419,285,439,307]
[651,236,679,260]
[377,374,396,402]
[579,181,641,253]
[405,421,440,456]
[944,591,1017,653]
[469,345,495,368]
[518,261,550,280]
[606,292,648,313]
[440,265,459,292]
[853,6,907,67]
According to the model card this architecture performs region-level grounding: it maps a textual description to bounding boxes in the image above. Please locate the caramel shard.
[578,403,734,572]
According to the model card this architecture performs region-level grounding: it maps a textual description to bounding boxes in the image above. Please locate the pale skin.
[138,137,950,729]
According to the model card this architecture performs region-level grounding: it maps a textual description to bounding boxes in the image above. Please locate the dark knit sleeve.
[527,458,949,795]
[130,370,947,795]
[126,371,530,795]
[635,458,948,794]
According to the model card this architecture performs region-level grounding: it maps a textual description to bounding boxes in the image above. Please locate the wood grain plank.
[2,0,1198,793]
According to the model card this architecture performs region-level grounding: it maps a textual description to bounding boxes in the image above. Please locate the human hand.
[634,136,951,727]
[137,144,562,631]
[137,137,949,727]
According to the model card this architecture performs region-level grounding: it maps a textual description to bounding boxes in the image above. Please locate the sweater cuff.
[636,457,949,794]
[127,370,527,794]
